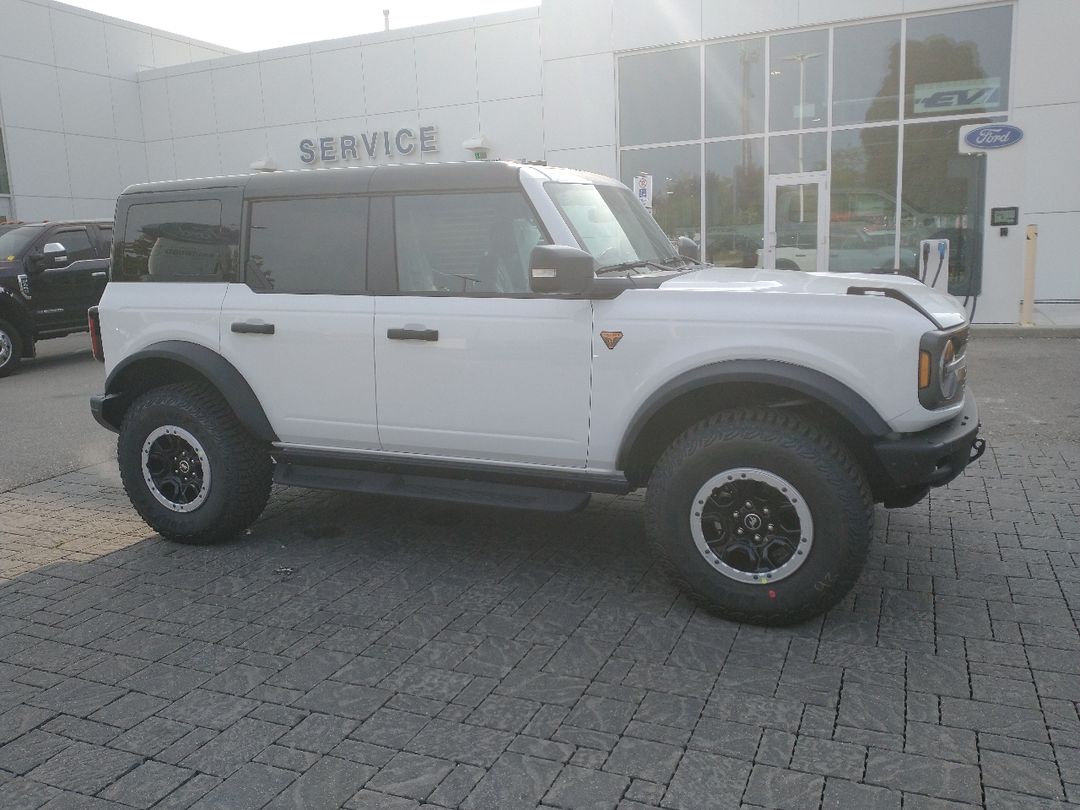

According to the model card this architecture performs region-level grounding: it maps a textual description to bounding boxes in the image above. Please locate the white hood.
[661,267,968,330]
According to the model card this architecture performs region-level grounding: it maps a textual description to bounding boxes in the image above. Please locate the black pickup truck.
[0,219,112,376]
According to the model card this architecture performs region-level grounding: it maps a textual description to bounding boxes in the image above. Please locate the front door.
[372,191,592,468]
[28,226,107,332]
[764,172,828,272]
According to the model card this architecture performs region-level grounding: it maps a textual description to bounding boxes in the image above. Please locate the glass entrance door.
[764,172,828,272]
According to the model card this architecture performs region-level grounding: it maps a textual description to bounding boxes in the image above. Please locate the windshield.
[546,183,679,270]
[0,225,42,261]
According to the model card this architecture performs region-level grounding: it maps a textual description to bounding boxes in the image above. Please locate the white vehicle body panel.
[219,284,379,450]
[373,296,592,467]
[98,282,227,379]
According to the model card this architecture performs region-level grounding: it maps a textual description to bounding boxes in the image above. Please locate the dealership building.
[0,0,1076,323]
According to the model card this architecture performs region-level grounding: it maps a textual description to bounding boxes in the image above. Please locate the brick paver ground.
[0,439,1078,809]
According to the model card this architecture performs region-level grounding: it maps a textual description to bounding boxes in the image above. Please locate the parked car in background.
[0,219,113,376]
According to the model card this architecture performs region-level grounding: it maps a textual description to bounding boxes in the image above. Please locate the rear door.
[371,191,592,467]
[219,195,379,451]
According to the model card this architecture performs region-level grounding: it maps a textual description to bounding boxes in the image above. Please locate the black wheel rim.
[141,426,210,512]
[691,468,813,584]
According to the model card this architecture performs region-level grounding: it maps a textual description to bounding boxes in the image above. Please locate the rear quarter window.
[115,199,238,282]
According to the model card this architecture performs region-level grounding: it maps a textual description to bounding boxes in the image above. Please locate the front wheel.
[645,410,873,625]
[118,382,272,544]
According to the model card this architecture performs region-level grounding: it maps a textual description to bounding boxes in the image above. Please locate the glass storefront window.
[830,127,902,273]
[770,29,828,132]
[833,21,901,125]
[905,6,1012,119]
[619,47,701,146]
[705,139,764,266]
[901,120,987,295]
[768,132,826,174]
[0,129,10,195]
[706,38,765,138]
[620,144,701,243]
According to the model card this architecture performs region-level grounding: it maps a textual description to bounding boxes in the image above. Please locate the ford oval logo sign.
[964,124,1023,150]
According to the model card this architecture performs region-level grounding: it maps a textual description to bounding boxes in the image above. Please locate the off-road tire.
[645,409,873,625]
[118,381,272,544]
[0,318,23,378]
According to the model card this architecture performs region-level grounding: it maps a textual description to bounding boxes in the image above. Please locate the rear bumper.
[872,392,983,503]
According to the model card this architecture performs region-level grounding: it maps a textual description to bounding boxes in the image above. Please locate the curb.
[971,325,1080,338]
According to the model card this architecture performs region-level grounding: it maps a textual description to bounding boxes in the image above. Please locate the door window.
[117,199,236,282]
[246,196,368,294]
[48,229,94,264]
[394,192,546,294]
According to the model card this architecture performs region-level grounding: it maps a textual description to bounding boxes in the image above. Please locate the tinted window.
[706,38,765,138]
[246,197,368,294]
[906,6,1012,119]
[833,21,901,125]
[117,200,236,282]
[619,144,701,243]
[619,47,701,146]
[96,225,113,256]
[770,29,829,132]
[49,229,94,263]
[0,225,44,258]
[394,193,546,294]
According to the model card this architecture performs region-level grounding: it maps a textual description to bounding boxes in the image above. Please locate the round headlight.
[939,338,959,400]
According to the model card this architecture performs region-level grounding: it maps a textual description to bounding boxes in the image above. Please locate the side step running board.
[274,463,592,513]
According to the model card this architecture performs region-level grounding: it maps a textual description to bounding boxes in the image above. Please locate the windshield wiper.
[595,259,671,276]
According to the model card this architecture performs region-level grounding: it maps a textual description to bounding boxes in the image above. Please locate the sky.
[60,1,537,52]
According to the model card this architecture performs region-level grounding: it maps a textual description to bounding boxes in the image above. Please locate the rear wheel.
[0,318,23,378]
[645,409,873,625]
[118,382,272,544]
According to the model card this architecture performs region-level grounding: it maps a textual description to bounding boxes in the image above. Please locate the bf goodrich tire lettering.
[118,381,272,545]
[645,409,874,625]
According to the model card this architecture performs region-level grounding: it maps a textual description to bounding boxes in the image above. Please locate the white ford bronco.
[90,161,983,625]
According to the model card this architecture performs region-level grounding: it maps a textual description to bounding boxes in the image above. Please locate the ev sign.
[635,174,653,211]
[913,78,1002,114]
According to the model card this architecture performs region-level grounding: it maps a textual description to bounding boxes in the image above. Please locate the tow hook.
[970,437,987,463]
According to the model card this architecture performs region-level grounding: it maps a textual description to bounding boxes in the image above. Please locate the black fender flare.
[0,288,37,356]
[615,359,892,469]
[104,340,278,442]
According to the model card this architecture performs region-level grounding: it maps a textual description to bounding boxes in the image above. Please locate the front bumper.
[872,391,983,502]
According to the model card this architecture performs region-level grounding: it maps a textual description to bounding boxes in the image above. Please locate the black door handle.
[387,328,438,341]
[232,322,275,335]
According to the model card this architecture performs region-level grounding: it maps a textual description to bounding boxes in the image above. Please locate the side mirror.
[677,236,699,261]
[30,242,67,272]
[529,245,595,294]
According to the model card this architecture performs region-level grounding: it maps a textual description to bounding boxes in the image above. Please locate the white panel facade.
[110,78,145,142]
[212,62,264,133]
[362,40,418,115]
[311,48,366,122]
[480,96,544,161]
[58,69,114,137]
[702,0,798,38]
[4,128,70,197]
[138,78,172,142]
[541,0,612,60]
[0,0,56,63]
[0,57,63,131]
[613,0,701,50]
[50,7,109,74]
[415,30,477,109]
[476,19,542,101]
[167,70,216,138]
[173,134,220,179]
[66,134,121,198]
[543,53,616,151]
[260,56,317,127]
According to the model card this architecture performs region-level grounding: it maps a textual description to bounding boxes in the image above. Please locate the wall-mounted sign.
[963,124,1023,150]
[913,78,1001,114]
[300,126,439,165]
[991,206,1019,226]
[635,173,653,210]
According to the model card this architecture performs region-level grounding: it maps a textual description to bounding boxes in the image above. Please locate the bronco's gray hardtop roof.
[119,161,553,199]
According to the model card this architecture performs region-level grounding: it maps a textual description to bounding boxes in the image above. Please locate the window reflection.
[901,121,987,295]
[905,6,1012,118]
[830,127,906,273]
[619,48,701,146]
[706,39,765,138]
[769,132,826,174]
[705,139,763,266]
[769,29,828,132]
[620,144,701,244]
[833,21,901,125]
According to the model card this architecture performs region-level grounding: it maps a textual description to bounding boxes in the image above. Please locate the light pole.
[782,51,821,221]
